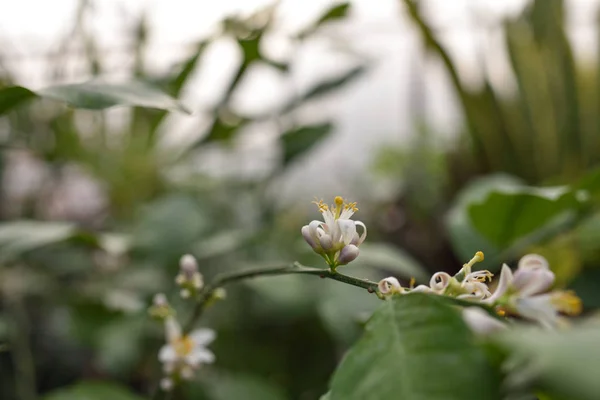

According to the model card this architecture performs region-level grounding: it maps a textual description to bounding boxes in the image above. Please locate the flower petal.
[165,316,181,343]
[429,272,451,292]
[462,307,506,335]
[353,221,367,246]
[190,328,216,346]
[517,254,549,271]
[158,344,177,363]
[486,264,513,303]
[378,277,402,294]
[186,347,215,366]
[337,219,357,245]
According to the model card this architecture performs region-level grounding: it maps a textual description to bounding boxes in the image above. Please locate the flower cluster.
[378,252,582,331]
[148,254,216,392]
[175,254,204,299]
[302,196,367,269]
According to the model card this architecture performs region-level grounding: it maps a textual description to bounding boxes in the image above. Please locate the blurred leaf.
[200,112,249,144]
[468,181,586,248]
[328,294,501,400]
[495,325,600,400]
[97,316,146,376]
[282,66,366,114]
[318,281,379,346]
[36,80,190,113]
[0,221,76,262]
[569,269,600,308]
[446,176,512,268]
[0,86,36,115]
[203,373,288,400]
[298,2,351,38]
[353,242,428,282]
[43,381,145,400]
[280,123,332,165]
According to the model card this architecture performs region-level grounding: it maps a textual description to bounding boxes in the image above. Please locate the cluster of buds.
[378,252,582,332]
[302,196,367,270]
[148,293,175,320]
[176,254,204,299]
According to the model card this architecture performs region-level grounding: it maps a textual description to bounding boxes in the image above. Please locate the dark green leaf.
[0,86,37,115]
[468,181,586,248]
[280,123,332,165]
[43,381,145,400]
[37,80,190,113]
[0,221,77,262]
[200,112,249,145]
[495,325,600,400]
[203,373,288,400]
[328,294,501,400]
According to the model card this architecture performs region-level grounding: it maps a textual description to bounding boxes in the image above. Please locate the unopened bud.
[319,234,334,251]
[301,225,317,248]
[337,244,359,265]
[180,254,198,277]
[153,293,168,307]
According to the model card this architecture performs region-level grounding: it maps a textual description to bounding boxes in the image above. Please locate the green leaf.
[37,80,190,113]
[0,221,77,262]
[43,381,145,400]
[353,242,428,282]
[468,180,585,248]
[495,325,600,400]
[328,294,501,400]
[0,86,37,115]
[280,123,332,165]
[202,373,288,400]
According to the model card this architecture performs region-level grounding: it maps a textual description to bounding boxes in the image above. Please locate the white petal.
[429,272,451,292]
[517,254,549,271]
[411,284,432,293]
[462,307,506,335]
[337,219,357,245]
[190,328,216,346]
[354,221,367,245]
[301,225,316,248]
[158,344,177,363]
[308,220,324,241]
[186,347,215,366]
[164,317,181,343]
[516,295,558,329]
[378,277,402,294]
[513,268,555,297]
[318,234,333,250]
[486,264,513,303]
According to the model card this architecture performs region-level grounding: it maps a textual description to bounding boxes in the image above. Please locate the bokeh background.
[2,0,600,399]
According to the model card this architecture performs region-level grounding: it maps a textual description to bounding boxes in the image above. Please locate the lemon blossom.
[159,317,215,389]
[302,196,367,268]
[486,254,582,328]
[175,254,204,299]
[462,307,506,335]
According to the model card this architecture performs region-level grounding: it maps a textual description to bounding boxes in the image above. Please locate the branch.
[183,262,378,333]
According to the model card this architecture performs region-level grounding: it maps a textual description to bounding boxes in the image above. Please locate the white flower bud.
[518,254,549,271]
[378,277,403,295]
[429,272,451,292]
[318,234,334,251]
[301,225,317,248]
[180,289,191,299]
[180,254,198,277]
[153,293,168,307]
[462,307,506,335]
[337,244,359,265]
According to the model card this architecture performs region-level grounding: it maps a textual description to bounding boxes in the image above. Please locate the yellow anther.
[312,198,329,213]
[173,336,194,357]
[496,308,506,317]
[344,201,359,212]
[409,277,416,289]
[551,291,583,316]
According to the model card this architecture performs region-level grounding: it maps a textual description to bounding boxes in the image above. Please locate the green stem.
[183,262,378,333]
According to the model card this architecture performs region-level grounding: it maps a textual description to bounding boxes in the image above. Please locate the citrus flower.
[158,317,215,389]
[301,196,367,269]
[175,254,204,298]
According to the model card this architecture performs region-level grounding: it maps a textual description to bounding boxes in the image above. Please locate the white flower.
[302,196,367,268]
[458,270,493,300]
[486,254,582,328]
[462,307,506,335]
[175,254,204,297]
[429,272,451,293]
[159,317,215,382]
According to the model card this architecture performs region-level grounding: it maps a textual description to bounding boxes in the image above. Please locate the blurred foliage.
[2,0,600,399]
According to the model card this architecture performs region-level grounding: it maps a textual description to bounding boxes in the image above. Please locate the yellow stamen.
[463,251,485,274]
[173,336,194,357]
[496,308,506,317]
[312,198,329,213]
[409,277,416,289]
[551,291,582,316]
[344,201,359,212]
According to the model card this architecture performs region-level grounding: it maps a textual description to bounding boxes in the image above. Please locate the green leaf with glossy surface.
[280,123,332,165]
[468,181,586,248]
[495,325,600,400]
[37,80,190,113]
[0,86,36,115]
[328,294,501,400]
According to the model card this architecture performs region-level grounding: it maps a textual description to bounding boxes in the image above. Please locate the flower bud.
[517,254,549,271]
[462,307,506,336]
[319,234,334,251]
[378,277,403,295]
[153,293,168,307]
[160,378,174,391]
[513,267,555,297]
[301,225,317,248]
[337,244,359,265]
[180,254,199,277]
